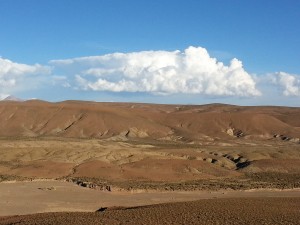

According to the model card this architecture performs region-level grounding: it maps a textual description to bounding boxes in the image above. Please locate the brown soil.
[0,137,299,190]
[1,101,300,140]
[1,197,299,225]
[0,101,299,186]
[1,180,299,217]
[0,101,299,223]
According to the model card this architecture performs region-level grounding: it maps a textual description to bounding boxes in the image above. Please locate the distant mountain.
[0,100,299,142]
[2,95,24,102]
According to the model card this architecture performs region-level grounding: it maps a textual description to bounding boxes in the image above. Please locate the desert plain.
[0,100,300,224]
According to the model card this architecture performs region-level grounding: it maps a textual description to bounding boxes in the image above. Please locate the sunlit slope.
[0,100,299,141]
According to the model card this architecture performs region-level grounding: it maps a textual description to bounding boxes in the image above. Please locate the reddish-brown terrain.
[1,198,300,225]
[0,100,299,184]
[0,100,299,224]
[1,100,300,140]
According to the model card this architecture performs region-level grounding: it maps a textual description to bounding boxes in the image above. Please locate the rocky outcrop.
[67,178,112,191]
[226,128,244,138]
[273,134,300,143]
[121,127,149,138]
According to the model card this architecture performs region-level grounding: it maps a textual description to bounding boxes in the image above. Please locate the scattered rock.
[204,158,213,163]
[38,186,56,191]
[67,178,113,192]
[120,127,149,138]
[226,128,234,136]
[96,207,108,212]
[186,155,197,160]
[273,134,300,143]
[290,138,300,143]
[226,128,244,138]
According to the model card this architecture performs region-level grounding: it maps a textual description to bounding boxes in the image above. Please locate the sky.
[0,0,300,106]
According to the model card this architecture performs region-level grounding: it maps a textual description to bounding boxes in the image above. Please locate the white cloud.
[51,46,261,96]
[4,46,299,103]
[52,75,71,88]
[272,72,300,96]
[0,57,50,91]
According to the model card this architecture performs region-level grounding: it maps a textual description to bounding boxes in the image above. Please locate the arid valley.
[2,0,300,224]
[0,100,299,224]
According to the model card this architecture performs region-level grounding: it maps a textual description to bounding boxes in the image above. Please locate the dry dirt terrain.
[1,198,300,225]
[0,100,299,223]
[1,180,299,217]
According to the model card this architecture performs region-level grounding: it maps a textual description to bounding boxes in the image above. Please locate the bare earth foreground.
[1,180,299,216]
[0,100,300,224]
[0,197,299,225]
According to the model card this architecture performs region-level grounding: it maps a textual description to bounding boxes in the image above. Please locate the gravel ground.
[1,197,299,225]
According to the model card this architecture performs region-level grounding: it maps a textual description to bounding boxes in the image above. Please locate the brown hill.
[0,100,300,189]
[0,100,299,142]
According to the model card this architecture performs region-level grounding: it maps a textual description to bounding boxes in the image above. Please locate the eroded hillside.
[0,100,299,143]
[0,101,300,190]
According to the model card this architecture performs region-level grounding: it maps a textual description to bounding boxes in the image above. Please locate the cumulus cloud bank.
[272,72,300,96]
[2,46,300,103]
[51,46,261,96]
[0,57,49,89]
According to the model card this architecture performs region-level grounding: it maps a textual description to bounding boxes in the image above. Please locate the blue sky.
[0,0,299,105]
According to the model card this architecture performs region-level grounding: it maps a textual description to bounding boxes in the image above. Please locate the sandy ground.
[1,180,300,216]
